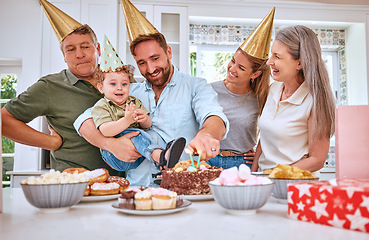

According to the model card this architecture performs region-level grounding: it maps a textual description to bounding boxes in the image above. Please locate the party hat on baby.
[239,7,275,60]
[100,35,125,72]
[120,0,159,43]
[39,0,82,43]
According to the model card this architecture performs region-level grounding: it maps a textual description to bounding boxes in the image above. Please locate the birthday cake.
[160,160,223,195]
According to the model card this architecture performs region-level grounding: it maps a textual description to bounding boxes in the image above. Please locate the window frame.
[0,59,21,186]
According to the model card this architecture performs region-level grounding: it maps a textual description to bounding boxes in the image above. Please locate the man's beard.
[145,59,172,87]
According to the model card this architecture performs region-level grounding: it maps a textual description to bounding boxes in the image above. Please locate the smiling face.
[97,72,131,107]
[226,49,261,86]
[61,33,101,80]
[266,40,301,83]
[133,40,173,88]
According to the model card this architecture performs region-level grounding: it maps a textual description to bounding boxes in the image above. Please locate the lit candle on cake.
[185,148,197,172]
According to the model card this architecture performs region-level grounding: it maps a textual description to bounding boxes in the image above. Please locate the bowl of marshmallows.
[209,164,274,214]
[20,169,89,213]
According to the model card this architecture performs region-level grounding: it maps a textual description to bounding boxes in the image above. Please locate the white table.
[1,188,368,239]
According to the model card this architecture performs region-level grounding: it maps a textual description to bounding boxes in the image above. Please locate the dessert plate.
[112,199,191,216]
[182,194,213,201]
[80,194,121,203]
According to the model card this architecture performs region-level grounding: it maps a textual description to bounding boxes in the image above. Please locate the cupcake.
[118,188,140,209]
[134,189,152,210]
[150,188,177,210]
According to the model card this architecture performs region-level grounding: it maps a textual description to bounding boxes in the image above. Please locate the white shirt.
[258,81,313,171]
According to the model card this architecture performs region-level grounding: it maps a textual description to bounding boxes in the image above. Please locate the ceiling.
[156,0,369,5]
[278,0,369,5]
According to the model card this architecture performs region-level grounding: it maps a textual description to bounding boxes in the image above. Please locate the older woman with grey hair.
[251,25,336,173]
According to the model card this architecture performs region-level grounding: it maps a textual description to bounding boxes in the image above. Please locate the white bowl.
[269,178,319,200]
[21,182,88,212]
[209,182,274,214]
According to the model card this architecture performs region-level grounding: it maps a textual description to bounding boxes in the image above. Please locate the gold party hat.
[239,7,275,60]
[39,0,82,43]
[121,0,159,43]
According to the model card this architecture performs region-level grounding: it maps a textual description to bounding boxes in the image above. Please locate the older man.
[1,0,129,173]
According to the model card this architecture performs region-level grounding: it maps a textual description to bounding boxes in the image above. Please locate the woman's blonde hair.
[240,49,270,115]
[275,25,336,139]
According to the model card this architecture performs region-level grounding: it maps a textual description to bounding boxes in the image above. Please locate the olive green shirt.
[91,96,149,130]
[5,69,119,173]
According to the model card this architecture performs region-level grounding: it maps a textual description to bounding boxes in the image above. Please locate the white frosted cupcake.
[134,189,152,210]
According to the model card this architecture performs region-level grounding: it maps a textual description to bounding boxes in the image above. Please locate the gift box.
[335,105,369,179]
[287,179,369,233]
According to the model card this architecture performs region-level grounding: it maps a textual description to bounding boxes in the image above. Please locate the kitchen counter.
[1,188,367,239]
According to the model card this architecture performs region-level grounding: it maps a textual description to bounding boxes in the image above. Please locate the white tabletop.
[1,188,368,239]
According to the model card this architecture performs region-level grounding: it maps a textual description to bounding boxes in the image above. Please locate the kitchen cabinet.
[118,3,188,82]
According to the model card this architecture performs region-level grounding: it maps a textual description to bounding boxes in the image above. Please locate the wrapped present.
[288,179,369,233]
[335,105,369,179]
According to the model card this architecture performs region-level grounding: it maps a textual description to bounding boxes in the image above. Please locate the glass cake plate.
[112,199,191,215]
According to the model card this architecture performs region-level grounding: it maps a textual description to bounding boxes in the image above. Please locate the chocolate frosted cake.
[160,160,223,195]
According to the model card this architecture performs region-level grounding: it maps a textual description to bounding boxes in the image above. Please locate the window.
[189,24,346,105]
[1,74,17,187]
[0,59,21,187]
[322,49,341,105]
[190,45,237,83]
[190,46,341,103]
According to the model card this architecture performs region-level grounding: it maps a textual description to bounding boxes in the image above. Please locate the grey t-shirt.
[211,80,259,154]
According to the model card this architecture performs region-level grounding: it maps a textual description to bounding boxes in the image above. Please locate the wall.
[346,23,368,105]
[0,0,43,170]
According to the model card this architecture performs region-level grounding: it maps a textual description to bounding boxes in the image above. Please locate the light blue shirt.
[74,67,229,186]
[129,67,229,152]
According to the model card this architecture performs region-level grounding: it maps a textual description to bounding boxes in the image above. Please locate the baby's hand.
[124,102,137,124]
[134,109,148,123]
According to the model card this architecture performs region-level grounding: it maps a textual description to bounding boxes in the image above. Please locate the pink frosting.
[146,187,175,196]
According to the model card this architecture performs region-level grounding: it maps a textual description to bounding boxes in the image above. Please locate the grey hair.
[60,24,99,51]
[275,25,336,139]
